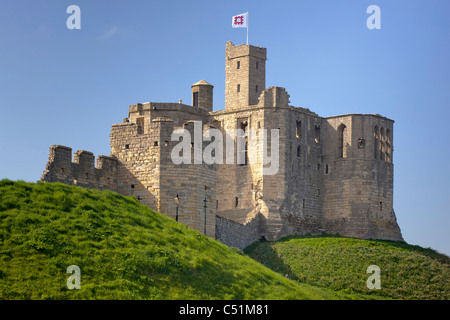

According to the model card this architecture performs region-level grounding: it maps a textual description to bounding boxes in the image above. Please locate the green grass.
[244,235,450,300]
[0,179,359,300]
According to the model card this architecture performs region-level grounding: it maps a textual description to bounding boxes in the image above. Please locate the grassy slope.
[0,179,357,300]
[244,235,450,300]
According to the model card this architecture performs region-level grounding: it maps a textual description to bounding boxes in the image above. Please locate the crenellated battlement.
[41,145,118,191]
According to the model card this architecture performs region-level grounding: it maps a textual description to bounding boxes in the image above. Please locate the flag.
[232,12,248,28]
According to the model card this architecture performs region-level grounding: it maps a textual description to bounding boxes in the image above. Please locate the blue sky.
[0,0,449,256]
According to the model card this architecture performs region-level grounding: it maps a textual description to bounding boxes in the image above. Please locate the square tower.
[225,41,266,110]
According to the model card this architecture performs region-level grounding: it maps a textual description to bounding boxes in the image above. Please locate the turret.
[192,80,214,111]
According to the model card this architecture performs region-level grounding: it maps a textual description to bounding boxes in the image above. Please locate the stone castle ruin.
[41,41,403,249]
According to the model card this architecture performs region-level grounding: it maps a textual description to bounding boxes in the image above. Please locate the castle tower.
[225,41,266,109]
[192,80,214,111]
[321,114,402,241]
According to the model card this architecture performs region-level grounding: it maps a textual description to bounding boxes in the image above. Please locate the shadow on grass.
[244,241,299,281]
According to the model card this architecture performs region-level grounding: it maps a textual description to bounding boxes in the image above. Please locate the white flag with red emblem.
[232,12,248,28]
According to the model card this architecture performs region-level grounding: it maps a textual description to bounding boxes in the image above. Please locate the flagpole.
[246,12,249,45]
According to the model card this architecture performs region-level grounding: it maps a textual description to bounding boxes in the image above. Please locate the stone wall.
[158,120,217,238]
[215,214,262,250]
[41,145,118,191]
[109,101,217,238]
[274,105,326,239]
[211,106,264,225]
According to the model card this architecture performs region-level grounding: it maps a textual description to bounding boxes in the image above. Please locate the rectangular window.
[338,124,346,158]
[256,85,258,92]
[374,126,379,159]
[386,129,391,160]
[237,84,240,93]
[238,119,248,166]
[237,61,240,69]
[193,92,198,107]
[256,61,259,69]
[243,139,248,165]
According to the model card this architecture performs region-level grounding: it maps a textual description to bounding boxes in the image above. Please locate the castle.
[41,41,403,249]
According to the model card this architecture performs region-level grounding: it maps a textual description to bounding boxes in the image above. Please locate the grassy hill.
[2,180,448,300]
[244,235,450,300]
[0,179,358,300]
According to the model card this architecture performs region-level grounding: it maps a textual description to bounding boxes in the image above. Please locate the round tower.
[191,80,214,112]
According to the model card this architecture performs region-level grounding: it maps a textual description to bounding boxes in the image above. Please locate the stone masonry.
[41,41,403,249]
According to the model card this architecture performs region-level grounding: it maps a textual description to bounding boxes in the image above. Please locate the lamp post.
[174,195,180,222]
[203,197,207,236]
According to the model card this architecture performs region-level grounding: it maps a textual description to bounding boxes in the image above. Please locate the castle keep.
[41,41,403,249]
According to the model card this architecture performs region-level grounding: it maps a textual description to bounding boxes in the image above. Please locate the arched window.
[296,120,302,138]
[374,125,379,159]
[380,127,385,161]
[386,129,391,163]
[314,124,320,143]
[338,124,346,158]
